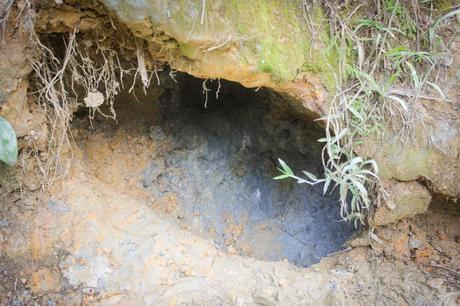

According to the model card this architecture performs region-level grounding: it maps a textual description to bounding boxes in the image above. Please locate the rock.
[35,6,83,33]
[427,278,444,290]
[148,125,166,142]
[4,234,28,258]
[384,233,411,259]
[358,43,460,204]
[0,80,33,138]
[431,240,459,258]
[0,23,48,152]
[437,229,447,240]
[278,278,289,288]
[142,161,163,187]
[347,231,371,248]
[253,286,279,305]
[450,254,460,267]
[23,172,40,191]
[408,236,422,250]
[30,268,61,294]
[415,245,434,264]
[356,37,460,200]
[47,200,70,215]
[0,21,34,139]
[147,184,161,199]
[372,180,431,226]
[99,0,334,115]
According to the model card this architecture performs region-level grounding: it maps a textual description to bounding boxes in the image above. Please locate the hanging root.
[26,26,78,184]
[135,38,150,90]
[24,11,156,185]
[202,79,210,108]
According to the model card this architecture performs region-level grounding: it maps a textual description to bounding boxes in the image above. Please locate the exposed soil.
[68,72,357,267]
[153,75,356,265]
[0,2,459,303]
[0,72,458,305]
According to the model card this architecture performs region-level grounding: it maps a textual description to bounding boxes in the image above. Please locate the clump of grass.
[276,155,378,226]
[277,0,457,224]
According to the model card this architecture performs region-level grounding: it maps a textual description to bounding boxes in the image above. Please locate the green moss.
[105,0,338,92]
[301,5,340,92]
[432,0,457,10]
[225,0,312,82]
[178,42,196,59]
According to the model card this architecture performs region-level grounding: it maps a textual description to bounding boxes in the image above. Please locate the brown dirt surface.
[0,2,459,305]
[1,88,459,305]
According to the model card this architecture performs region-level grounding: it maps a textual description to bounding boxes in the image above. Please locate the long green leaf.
[429,9,460,48]
[278,158,294,176]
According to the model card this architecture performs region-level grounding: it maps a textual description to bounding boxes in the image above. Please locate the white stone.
[84,90,105,108]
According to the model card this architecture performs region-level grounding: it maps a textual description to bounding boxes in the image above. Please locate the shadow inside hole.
[140,73,357,267]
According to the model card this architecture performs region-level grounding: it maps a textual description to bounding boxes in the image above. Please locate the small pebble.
[148,125,166,142]
[408,236,422,250]
[278,278,289,288]
[427,277,444,289]
[437,230,447,240]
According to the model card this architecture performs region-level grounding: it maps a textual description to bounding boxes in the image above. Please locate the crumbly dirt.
[0,75,459,305]
[138,75,357,267]
[0,147,459,305]
[0,3,458,303]
[64,74,358,268]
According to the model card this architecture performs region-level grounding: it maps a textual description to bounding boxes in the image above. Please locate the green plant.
[385,46,437,65]
[276,154,378,225]
[429,8,460,49]
[277,0,454,224]
[0,116,18,166]
[384,0,404,16]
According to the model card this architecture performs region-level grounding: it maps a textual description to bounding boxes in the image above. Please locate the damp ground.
[0,73,458,305]
[74,73,357,267]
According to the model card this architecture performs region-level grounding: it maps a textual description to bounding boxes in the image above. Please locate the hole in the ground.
[72,71,357,267]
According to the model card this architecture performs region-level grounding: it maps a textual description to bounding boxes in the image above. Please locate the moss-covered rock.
[356,34,460,199]
[372,180,431,226]
[99,0,336,115]
[357,118,460,198]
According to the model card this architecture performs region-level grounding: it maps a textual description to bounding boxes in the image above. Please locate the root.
[22,6,158,186]
[27,27,78,185]
[135,38,150,90]
[202,78,210,108]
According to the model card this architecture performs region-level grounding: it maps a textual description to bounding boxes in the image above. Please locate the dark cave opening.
[73,70,357,267]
